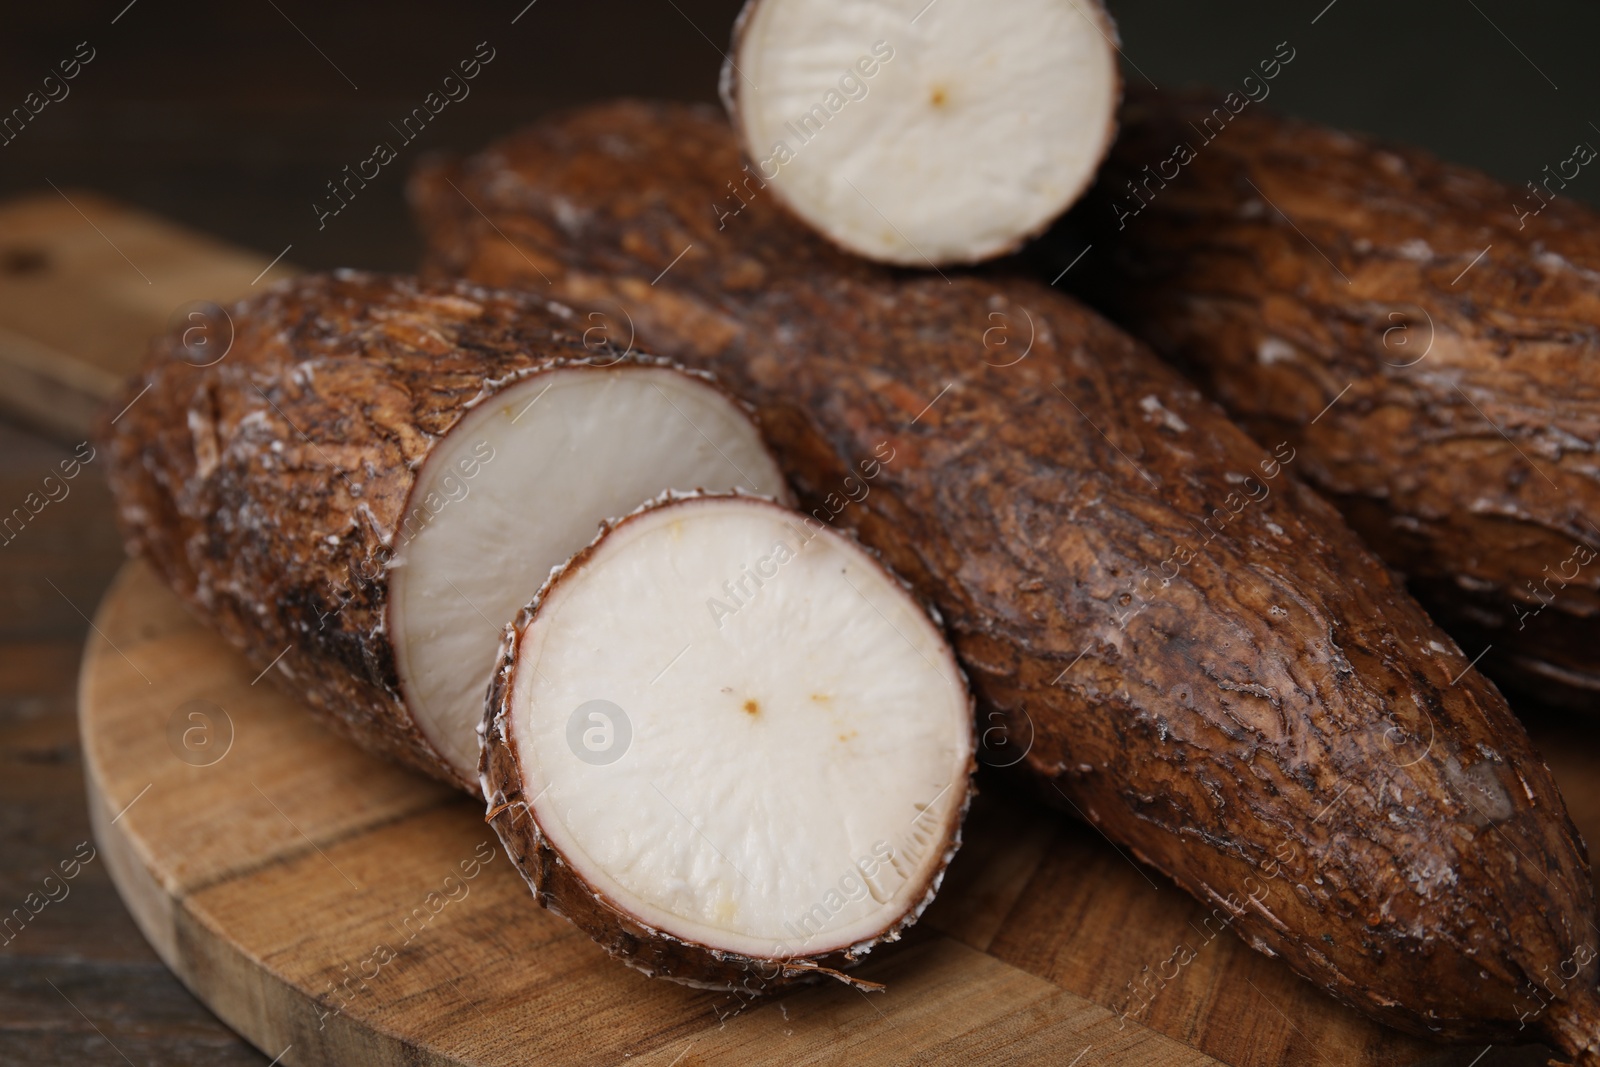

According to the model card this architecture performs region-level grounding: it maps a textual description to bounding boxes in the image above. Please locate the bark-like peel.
[1065,91,1600,712]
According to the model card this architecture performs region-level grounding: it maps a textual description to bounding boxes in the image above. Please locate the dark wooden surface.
[0,423,268,1065]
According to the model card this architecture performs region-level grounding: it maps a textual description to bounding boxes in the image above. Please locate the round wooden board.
[79,561,1490,1067]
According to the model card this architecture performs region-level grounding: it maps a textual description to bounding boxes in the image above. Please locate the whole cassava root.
[102,272,787,792]
[410,101,1600,1057]
[1062,92,1600,712]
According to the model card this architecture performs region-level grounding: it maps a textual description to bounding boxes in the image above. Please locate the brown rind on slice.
[480,491,976,992]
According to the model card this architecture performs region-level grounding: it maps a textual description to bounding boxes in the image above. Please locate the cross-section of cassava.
[411,102,1600,1058]
[102,272,789,792]
[721,0,1120,265]
[482,492,974,990]
[1061,92,1600,710]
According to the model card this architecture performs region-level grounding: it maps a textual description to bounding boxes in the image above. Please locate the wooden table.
[0,420,269,1065]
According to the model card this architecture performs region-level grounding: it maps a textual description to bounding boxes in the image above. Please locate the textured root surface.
[410,101,1599,1044]
[1065,90,1600,711]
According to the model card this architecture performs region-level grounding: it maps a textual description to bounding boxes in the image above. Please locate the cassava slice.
[1057,92,1600,712]
[410,102,1600,1057]
[721,0,1120,266]
[482,492,974,990]
[102,272,789,792]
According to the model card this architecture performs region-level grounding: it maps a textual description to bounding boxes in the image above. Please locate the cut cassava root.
[103,272,789,792]
[722,0,1120,265]
[483,492,974,990]
[411,102,1600,1057]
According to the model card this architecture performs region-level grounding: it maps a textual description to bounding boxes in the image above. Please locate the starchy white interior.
[729,0,1118,265]
[391,367,790,781]
[511,496,971,959]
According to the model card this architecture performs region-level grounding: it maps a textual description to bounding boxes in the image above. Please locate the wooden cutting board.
[23,190,1558,1065]
[80,560,1510,1067]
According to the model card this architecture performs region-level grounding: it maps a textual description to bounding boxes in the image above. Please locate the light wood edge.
[75,562,465,1064]
[73,562,450,1064]
[82,762,498,1066]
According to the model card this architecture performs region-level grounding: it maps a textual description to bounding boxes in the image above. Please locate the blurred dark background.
[2,0,1597,272]
[1,1,1596,1064]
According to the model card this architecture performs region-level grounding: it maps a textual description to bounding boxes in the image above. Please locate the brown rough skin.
[1065,92,1600,712]
[481,491,975,993]
[101,271,748,794]
[410,101,1600,1058]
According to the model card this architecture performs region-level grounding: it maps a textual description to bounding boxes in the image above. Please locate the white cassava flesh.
[482,494,974,990]
[722,0,1121,266]
[390,365,790,784]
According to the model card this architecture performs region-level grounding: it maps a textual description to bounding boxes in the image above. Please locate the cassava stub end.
[723,0,1122,266]
[482,493,974,991]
